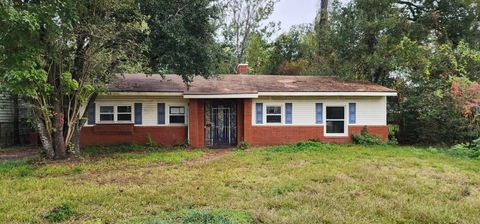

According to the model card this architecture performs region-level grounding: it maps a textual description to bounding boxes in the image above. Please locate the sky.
[267,0,351,35]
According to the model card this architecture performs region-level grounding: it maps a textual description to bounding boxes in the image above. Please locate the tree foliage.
[0,0,218,159]
[217,0,279,72]
[139,0,218,84]
[313,0,480,145]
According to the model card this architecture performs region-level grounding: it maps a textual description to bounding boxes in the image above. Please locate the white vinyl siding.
[90,96,188,126]
[252,96,386,126]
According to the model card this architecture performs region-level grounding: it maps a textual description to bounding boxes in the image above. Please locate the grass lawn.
[0,143,479,223]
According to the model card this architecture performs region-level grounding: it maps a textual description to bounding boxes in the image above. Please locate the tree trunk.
[319,0,329,27]
[37,121,54,159]
[53,100,67,159]
[71,119,86,155]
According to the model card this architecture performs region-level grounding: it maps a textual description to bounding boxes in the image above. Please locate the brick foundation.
[80,124,187,147]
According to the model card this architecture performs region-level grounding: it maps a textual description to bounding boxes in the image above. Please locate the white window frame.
[324,104,348,137]
[99,105,115,122]
[265,104,283,124]
[97,104,134,123]
[116,105,133,122]
[168,105,186,125]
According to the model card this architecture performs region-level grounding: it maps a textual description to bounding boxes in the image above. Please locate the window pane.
[117,114,131,121]
[266,115,281,123]
[100,114,114,121]
[100,106,114,113]
[117,106,131,113]
[326,107,344,119]
[170,106,185,115]
[326,121,344,133]
[170,115,185,124]
[266,106,281,114]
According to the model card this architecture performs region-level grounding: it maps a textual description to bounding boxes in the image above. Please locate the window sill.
[96,122,134,124]
[324,133,349,138]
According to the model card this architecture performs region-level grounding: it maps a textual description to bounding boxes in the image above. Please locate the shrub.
[237,141,250,150]
[352,126,385,145]
[44,203,74,222]
[447,137,480,159]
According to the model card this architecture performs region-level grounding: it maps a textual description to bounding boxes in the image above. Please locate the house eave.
[183,93,259,99]
[258,91,397,97]
[102,91,397,98]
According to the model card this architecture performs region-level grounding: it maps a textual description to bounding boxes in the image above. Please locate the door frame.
[204,100,237,147]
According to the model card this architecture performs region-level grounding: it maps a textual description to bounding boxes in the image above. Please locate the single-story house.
[80,70,397,148]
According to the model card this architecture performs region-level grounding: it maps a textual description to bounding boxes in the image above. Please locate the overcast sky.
[267,0,351,35]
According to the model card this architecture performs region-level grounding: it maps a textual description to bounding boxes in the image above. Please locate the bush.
[237,141,250,150]
[44,203,74,222]
[446,137,480,159]
[352,127,385,145]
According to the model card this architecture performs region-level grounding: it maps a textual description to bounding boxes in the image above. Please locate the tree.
[316,0,405,84]
[218,0,279,72]
[0,0,145,159]
[0,0,219,159]
[139,0,219,84]
[396,40,480,145]
[396,0,480,48]
[245,32,269,74]
[265,24,317,75]
[313,0,480,145]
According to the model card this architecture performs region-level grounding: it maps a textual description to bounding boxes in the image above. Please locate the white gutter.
[102,91,397,98]
[103,92,184,96]
[183,93,259,99]
[257,92,397,97]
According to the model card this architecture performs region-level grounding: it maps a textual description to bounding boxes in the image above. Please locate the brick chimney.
[237,64,248,75]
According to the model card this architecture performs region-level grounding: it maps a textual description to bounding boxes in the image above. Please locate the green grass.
[0,143,479,223]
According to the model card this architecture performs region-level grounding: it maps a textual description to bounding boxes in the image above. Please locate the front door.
[212,106,231,145]
[205,100,237,147]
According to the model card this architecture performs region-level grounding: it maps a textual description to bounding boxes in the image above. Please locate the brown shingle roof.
[107,74,395,94]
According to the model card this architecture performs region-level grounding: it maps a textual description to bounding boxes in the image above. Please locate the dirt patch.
[0,147,39,161]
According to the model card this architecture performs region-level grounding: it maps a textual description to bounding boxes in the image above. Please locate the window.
[117,106,132,121]
[169,106,185,124]
[99,106,114,121]
[266,106,282,123]
[326,106,345,134]
[99,105,132,122]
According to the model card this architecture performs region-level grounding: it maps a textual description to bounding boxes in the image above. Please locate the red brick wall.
[246,125,388,145]
[241,99,388,145]
[236,99,244,144]
[188,99,205,147]
[243,99,253,143]
[80,124,187,147]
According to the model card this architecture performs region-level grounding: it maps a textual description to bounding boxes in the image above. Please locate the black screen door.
[212,107,231,145]
[205,100,237,147]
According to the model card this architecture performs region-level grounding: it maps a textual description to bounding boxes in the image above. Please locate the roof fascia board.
[258,92,397,96]
[103,92,184,96]
[183,94,259,99]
